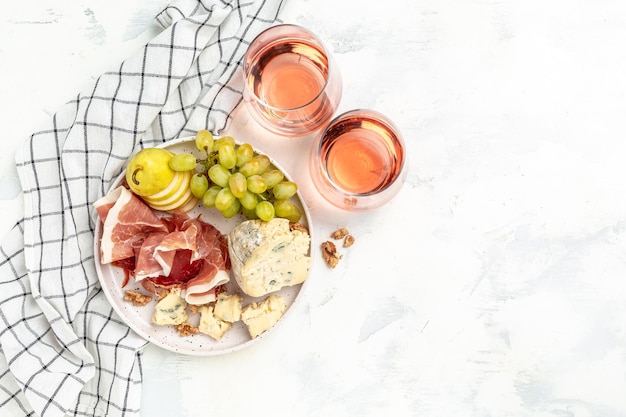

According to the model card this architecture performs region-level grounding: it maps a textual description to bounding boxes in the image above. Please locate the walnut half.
[321,241,342,268]
[175,322,199,337]
[290,222,309,234]
[123,290,153,307]
[331,227,349,240]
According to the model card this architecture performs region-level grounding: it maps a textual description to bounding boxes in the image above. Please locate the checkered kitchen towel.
[0,0,286,416]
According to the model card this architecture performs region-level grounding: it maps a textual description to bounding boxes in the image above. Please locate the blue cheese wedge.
[213,292,243,323]
[198,305,231,340]
[152,289,188,326]
[228,218,311,297]
[241,295,286,339]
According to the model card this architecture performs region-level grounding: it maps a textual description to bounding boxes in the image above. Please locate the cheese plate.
[93,136,313,356]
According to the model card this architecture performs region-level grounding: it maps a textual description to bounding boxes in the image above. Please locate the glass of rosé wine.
[243,24,342,137]
[309,109,407,211]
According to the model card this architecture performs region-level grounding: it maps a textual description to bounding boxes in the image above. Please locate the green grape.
[274,200,302,222]
[241,206,258,220]
[236,143,254,167]
[212,136,236,152]
[201,185,221,208]
[254,154,271,174]
[195,130,214,153]
[246,175,267,194]
[272,181,298,200]
[239,190,258,210]
[228,172,247,198]
[218,143,237,169]
[221,199,241,218]
[239,159,261,177]
[215,188,236,211]
[208,164,231,188]
[288,206,303,223]
[255,200,275,221]
[190,173,209,198]
[261,169,284,189]
[273,199,294,218]
[168,153,197,172]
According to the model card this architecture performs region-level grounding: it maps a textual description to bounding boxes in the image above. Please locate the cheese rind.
[241,295,286,339]
[228,218,311,297]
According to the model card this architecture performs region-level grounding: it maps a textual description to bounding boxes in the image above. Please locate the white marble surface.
[3,0,626,416]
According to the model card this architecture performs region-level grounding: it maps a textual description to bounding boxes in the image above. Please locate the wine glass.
[243,24,342,137]
[309,109,407,211]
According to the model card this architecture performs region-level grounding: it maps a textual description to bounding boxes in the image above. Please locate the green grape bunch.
[169,129,303,222]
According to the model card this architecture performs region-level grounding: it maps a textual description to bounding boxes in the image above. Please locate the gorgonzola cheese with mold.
[213,292,243,323]
[228,218,311,297]
[198,305,231,340]
[241,295,286,339]
[152,289,188,326]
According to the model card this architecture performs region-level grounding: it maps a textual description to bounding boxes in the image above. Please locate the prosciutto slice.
[94,186,231,304]
[134,232,169,280]
[95,186,168,264]
[183,268,230,305]
[151,220,200,278]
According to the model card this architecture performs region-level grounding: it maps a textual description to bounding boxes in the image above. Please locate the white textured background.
[2,0,626,416]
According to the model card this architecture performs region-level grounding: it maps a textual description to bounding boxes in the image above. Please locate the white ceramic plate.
[93,136,313,356]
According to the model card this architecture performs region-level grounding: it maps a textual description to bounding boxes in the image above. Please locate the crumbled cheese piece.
[198,305,232,341]
[228,218,311,297]
[213,293,243,323]
[152,288,188,326]
[241,295,286,339]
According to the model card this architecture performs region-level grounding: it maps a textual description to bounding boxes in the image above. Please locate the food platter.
[93,136,313,356]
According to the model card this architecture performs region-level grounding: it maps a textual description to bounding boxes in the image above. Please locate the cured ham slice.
[196,220,229,269]
[183,269,230,305]
[95,186,168,264]
[152,220,200,277]
[134,232,169,280]
[178,221,230,304]
[95,186,231,304]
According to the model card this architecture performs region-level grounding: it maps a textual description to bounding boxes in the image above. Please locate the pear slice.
[176,195,199,213]
[143,170,192,208]
[145,171,186,202]
[145,180,194,212]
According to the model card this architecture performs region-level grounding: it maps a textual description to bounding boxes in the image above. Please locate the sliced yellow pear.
[176,195,199,213]
[145,182,194,212]
[154,190,197,213]
[144,171,187,202]
[143,170,191,205]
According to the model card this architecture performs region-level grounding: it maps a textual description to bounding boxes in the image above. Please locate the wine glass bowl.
[243,24,342,137]
[309,109,407,211]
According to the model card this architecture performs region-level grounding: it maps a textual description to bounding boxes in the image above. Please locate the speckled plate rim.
[93,136,314,356]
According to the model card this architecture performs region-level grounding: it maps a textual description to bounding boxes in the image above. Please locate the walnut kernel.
[321,241,342,268]
[175,322,199,337]
[123,290,153,307]
[343,234,355,248]
[331,227,349,240]
[290,222,309,234]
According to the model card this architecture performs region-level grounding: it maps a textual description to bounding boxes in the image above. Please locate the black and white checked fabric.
[0,0,285,416]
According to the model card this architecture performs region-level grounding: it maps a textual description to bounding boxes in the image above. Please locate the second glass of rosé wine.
[309,109,407,211]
